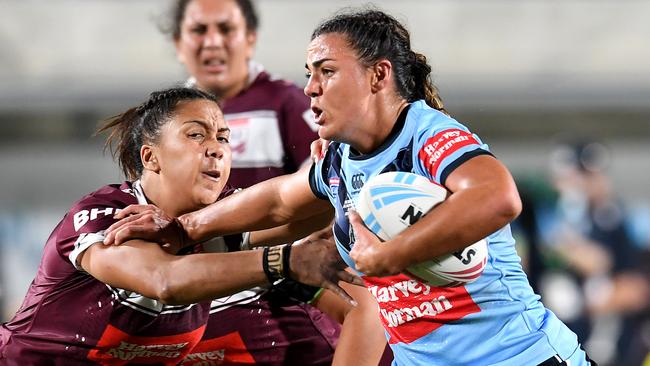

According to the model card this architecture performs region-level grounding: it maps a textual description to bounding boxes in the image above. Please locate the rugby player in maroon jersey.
[0,88,362,365]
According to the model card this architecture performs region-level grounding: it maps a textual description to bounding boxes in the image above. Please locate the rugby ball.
[356,171,487,287]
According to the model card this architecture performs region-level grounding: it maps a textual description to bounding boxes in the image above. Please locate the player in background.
[169,0,319,188]
[0,88,365,364]
[164,1,389,364]
[106,8,601,365]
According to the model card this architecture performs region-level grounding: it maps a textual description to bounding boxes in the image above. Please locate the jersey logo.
[180,331,255,365]
[364,274,480,344]
[328,177,340,189]
[418,129,479,177]
[87,324,205,364]
[225,117,249,155]
[73,207,122,231]
[224,111,285,168]
[350,173,365,190]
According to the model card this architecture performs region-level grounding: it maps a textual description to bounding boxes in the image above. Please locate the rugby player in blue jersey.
[106,8,597,366]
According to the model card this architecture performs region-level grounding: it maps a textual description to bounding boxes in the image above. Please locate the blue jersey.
[309,101,585,365]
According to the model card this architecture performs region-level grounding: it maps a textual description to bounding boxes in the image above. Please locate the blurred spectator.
[516,140,650,365]
[168,0,320,188]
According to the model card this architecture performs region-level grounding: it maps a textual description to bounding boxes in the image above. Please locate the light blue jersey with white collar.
[309,101,588,365]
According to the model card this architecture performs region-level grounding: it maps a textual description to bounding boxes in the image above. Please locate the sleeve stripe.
[439,149,493,186]
[68,232,106,270]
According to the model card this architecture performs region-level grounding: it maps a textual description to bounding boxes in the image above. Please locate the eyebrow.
[305,58,333,70]
[184,120,230,133]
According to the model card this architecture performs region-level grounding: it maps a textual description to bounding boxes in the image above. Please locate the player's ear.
[245,30,257,60]
[370,59,392,94]
[141,145,160,173]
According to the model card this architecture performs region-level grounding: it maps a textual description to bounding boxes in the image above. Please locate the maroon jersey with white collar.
[0,181,210,365]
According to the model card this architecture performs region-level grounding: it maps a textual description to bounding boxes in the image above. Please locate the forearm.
[157,251,267,304]
[249,209,334,247]
[387,175,520,271]
[82,241,268,305]
[180,178,287,242]
[180,166,327,242]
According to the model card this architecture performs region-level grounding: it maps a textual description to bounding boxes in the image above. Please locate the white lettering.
[427,135,470,166]
[73,210,89,231]
[379,296,453,328]
[73,207,120,231]
[369,280,432,303]
[102,341,189,361]
[184,349,225,361]
[90,207,114,221]
[392,281,410,297]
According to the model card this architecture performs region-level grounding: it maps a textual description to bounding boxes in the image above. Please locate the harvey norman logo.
[418,129,479,176]
[364,274,481,344]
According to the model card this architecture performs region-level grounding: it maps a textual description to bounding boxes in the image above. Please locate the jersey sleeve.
[308,145,337,200]
[414,113,492,186]
[56,193,127,270]
[279,84,320,169]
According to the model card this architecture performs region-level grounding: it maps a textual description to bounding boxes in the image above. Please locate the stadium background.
[1,0,648,364]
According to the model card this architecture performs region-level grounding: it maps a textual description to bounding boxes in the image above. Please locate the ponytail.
[97,107,144,181]
[411,52,447,115]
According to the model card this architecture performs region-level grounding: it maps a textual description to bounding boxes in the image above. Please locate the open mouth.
[202,57,226,72]
[311,106,323,124]
[203,170,221,181]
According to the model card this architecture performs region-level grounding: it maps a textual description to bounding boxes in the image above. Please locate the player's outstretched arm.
[104,165,330,247]
[81,237,362,306]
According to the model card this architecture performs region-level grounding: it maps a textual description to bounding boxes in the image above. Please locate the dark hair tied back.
[97,87,218,180]
[312,8,447,115]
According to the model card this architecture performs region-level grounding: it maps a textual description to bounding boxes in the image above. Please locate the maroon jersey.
[0,181,210,365]
[181,294,339,366]
[179,215,339,365]
[219,63,319,188]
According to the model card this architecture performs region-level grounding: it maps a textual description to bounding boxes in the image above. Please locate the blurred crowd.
[515,140,650,366]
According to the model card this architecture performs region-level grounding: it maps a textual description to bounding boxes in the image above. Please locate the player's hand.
[310,138,330,163]
[348,210,401,277]
[289,236,364,306]
[103,204,187,254]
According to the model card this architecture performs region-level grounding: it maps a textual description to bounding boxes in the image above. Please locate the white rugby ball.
[356,171,487,287]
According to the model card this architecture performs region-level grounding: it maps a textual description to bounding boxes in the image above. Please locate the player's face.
[175,0,256,99]
[304,33,375,144]
[156,99,231,212]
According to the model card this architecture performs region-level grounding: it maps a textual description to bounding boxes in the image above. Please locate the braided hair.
[311,9,447,114]
[97,87,218,180]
